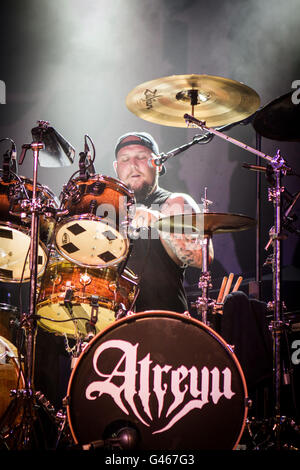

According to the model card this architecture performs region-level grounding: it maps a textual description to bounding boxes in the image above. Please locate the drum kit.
[0,74,299,451]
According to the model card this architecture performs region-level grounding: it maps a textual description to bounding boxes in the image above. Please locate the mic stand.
[153,117,255,168]
[152,132,214,168]
[255,132,262,300]
[184,113,298,449]
[0,141,49,450]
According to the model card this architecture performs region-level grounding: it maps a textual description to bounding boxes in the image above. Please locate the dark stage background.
[0,0,300,439]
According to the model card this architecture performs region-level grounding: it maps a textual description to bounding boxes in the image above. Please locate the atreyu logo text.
[85,339,235,434]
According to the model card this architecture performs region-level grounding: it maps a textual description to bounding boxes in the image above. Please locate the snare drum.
[37,259,138,338]
[0,175,58,282]
[55,175,135,268]
[66,311,248,450]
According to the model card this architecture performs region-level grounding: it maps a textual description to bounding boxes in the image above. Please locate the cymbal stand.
[0,141,47,450]
[191,189,214,325]
[265,158,285,448]
[184,113,296,448]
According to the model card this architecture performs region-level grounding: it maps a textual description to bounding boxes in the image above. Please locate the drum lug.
[89,199,98,215]
[245,397,253,409]
[62,395,70,407]
[91,181,105,195]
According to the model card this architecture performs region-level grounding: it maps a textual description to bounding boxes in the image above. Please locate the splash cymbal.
[253,91,300,141]
[126,74,260,128]
[154,212,256,236]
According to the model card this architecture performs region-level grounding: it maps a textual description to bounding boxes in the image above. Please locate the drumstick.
[232,276,243,292]
[221,273,234,303]
[216,276,228,304]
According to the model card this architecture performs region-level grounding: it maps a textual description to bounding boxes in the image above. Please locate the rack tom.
[0,174,58,282]
[55,175,135,268]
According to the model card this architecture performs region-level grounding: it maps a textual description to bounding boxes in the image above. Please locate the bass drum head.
[67,311,248,450]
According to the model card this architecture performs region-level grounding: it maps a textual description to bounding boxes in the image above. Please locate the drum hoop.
[0,174,59,205]
[66,310,248,449]
[40,259,137,282]
[55,236,130,269]
[69,174,134,199]
[55,214,129,230]
[0,303,18,313]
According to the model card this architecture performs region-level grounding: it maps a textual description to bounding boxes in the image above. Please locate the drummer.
[113,132,213,313]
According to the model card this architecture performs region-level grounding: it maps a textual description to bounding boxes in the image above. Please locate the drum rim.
[68,174,134,198]
[54,223,130,269]
[38,258,139,283]
[54,213,130,231]
[0,303,18,313]
[66,310,248,450]
[0,174,59,205]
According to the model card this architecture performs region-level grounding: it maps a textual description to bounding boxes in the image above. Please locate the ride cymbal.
[155,212,256,236]
[126,74,260,128]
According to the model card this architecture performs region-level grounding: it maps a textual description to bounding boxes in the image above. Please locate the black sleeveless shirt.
[127,187,188,313]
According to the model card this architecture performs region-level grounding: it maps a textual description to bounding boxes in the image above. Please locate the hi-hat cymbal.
[126,74,260,128]
[154,212,256,236]
[253,91,300,141]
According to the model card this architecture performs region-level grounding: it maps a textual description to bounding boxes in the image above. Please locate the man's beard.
[128,180,156,204]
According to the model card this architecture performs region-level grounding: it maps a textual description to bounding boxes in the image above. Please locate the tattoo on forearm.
[161,233,204,267]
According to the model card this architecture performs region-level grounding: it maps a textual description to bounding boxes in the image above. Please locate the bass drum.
[66,311,248,450]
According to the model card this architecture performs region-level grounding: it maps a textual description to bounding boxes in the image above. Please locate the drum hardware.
[155,206,255,325]
[184,112,300,449]
[0,123,75,450]
[79,134,96,180]
[90,295,100,326]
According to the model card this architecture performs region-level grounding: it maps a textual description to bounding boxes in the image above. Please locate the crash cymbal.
[253,91,300,141]
[126,74,260,128]
[155,212,256,236]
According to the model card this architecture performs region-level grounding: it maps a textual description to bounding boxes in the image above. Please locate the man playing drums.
[113,132,213,314]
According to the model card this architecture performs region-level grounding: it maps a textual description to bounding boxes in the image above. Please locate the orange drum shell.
[0,176,58,246]
[0,336,25,423]
[37,260,137,310]
[59,175,134,222]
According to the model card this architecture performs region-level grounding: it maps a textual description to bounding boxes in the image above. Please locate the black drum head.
[67,311,248,450]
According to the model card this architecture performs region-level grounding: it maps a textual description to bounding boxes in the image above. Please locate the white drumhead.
[55,218,129,267]
[0,225,47,282]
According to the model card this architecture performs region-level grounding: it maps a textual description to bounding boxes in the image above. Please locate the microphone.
[74,427,138,451]
[84,134,96,175]
[10,143,17,173]
[2,149,11,182]
[2,141,17,181]
[148,154,163,169]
